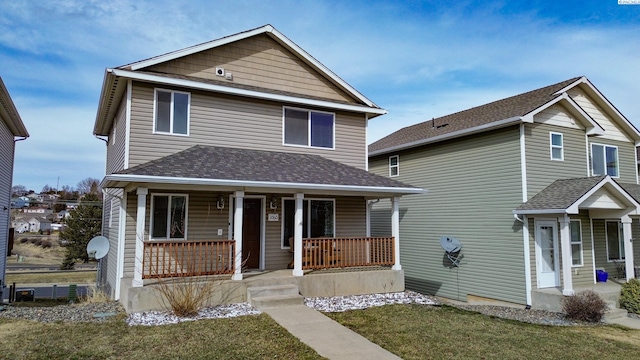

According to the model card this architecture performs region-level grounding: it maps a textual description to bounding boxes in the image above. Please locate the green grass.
[326,304,640,360]
[0,314,323,360]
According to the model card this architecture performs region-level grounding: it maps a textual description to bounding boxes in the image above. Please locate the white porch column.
[133,187,148,287]
[558,215,574,296]
[622,215,635,281]
[392,196,401,270]
[233,191,244,281]
[293,193,304,276]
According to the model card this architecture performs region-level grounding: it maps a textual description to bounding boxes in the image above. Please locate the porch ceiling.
[101,145,425,197]
[514,175,640,215]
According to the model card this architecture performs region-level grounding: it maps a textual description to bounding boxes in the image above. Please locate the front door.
[242,198,262,269]
[536,220,559,288]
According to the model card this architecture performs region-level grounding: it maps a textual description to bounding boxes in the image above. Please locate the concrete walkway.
[262,305,401,360]
[607,316,640,329]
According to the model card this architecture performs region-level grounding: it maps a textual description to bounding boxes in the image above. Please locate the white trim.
[534,218,560,288]
[230,194,266,269]
[590,143,619,178]
[635,143,639,184]
[153,88,191,136]
[126,25,380,109]
[559,215,574,295]
[115,193,127,300]
[605,220,625,262]
[282,106,335,150]
[369,116,523,156]
[389,155,399,177]
[524,92,603,135]
[522,215,532,306]
[549,132,564,161]
[293,193,304,276]
[622,215,634,281]
[364,114,369,171]
[232,191,244,280]
[149,193,189,240]
[124,80,132,169]
[109,198,114,228]
[133,187,148,287]
[520,124,528,202]
[391,196,401,270]
[584,134,590,177]
[569,219,583,267]
[110,68,386,116]
[101,174,425,195]
[590,218,596,284]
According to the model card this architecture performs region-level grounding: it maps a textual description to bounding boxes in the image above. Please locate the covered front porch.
[515,175,640,307]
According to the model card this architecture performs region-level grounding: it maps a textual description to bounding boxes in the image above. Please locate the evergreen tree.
[59,193,102,269]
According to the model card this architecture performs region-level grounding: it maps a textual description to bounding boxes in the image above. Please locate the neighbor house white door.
[536,220,559,288]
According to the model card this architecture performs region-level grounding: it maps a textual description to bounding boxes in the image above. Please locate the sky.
[1,0,639,192]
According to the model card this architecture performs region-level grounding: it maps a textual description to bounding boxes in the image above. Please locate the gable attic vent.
[215,67,225,77]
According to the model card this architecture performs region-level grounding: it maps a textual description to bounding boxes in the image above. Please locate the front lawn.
[326,304,640,360]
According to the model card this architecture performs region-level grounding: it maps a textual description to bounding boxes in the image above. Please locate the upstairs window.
[550,132,563,161]
[591,144,618,177]
[284,107,334,149]
[154,89,190,135]
[151,194,188,239]
[389,155,399,177]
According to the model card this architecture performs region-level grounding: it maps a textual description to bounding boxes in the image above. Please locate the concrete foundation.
[119,268,404,313]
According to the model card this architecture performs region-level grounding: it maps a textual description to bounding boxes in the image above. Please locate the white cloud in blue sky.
[1,0,639,190]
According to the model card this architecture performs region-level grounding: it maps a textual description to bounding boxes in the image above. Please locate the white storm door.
[536,220,559,288]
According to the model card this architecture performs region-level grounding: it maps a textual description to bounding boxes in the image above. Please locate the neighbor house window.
[151,194,188,239]
[550,132,563,161]
[154,89,190,135]
[389,155,399,177]
[606,220,625,261]
[283,107,334,149]
[570,220,582,266]
[282,199,335,248]
[591,144,618,177]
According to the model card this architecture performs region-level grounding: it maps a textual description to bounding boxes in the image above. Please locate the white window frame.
[280,197,336,249]
[550,132,563,161]
[149,193,189,240]
[605,220,625,262]
[570,220,582,267]
[389,155,399,177]
[282,106,335,150]
[153,88,191,136]
[591,143,619,177]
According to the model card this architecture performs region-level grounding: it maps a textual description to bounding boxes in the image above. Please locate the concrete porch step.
[604,308,629,322]
[247,284,303,310]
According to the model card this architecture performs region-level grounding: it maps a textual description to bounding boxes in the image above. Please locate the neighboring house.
[369,77,640,310]
[27,217,51,233]
[24,207,52,215]
[56,210,70,221]
[25,193,39,202]
[11,219,29,233]
[0,76,29,294]
[93,25,422,311]
[10,196,29,208]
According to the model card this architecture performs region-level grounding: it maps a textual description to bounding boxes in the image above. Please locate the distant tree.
[12,185,27,197]
[59,193,103,269]
[77,177,101,196]
[41,184,52,193]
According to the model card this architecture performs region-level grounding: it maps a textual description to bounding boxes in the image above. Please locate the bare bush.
[562,290,607,322]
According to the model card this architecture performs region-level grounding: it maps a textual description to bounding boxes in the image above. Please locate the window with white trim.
[591,143,618,177]
[570,220,582,266]
[606,220,625,261]
[154,89,190,135]
[283,107,334,149]
[281,199,335,248]
[550,132,563,161]
[150,194,188,239]
[389,155,399,177]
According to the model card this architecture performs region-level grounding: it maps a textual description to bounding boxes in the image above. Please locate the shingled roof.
[369,77,582,155]
[111,145,419,192]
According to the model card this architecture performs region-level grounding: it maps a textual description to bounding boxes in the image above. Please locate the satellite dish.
[439,236,463,267]
[87,236,110,260]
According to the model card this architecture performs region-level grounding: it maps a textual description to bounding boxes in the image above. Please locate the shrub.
[40,240,52,249]
[35,239,43,246]
[620,278,640,314]
[28,237,38,244]
[19,237,28,244]
[562,290,607,322]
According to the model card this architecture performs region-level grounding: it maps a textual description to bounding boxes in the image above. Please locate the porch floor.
[532,280,623,312]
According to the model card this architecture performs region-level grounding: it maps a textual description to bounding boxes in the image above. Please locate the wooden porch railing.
[301,237,395,270]
[143,240,235,279]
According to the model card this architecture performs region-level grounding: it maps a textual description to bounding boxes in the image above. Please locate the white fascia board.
[127,25,379,109]
[110,69,387,116]
[522,93,604,135]
[102,174,425,195]
[513,209,568,215]
[0,77,29,137]
[566,177,640,213]
[369,116,522,156]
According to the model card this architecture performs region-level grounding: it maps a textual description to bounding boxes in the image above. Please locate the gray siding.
[0,118,15,286]
[525,122,588,197]
[128,82,367,170]
[106,97,127,175]
[369,126,527,304]
[588,137,636,183]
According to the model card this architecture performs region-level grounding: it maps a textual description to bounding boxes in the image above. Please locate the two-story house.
[93,25,422,312]
[1,77,29,296]
[369,77,640,311]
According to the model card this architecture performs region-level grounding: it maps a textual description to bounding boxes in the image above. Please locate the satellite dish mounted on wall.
[87,236,110,260]
[439,236,463,267]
